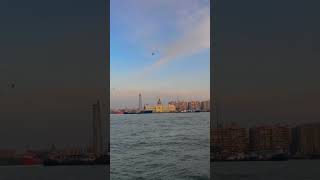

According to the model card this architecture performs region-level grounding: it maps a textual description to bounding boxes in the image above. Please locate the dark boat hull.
[43,156,109,166]
[139,110,153,114]
[124,110,153,114]
[123,112,137,114]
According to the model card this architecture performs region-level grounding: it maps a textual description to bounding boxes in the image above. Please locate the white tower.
[139,93,142,111]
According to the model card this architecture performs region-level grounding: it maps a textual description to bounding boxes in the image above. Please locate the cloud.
[141,5,210,76]
[111,0,210,107]
[112,0,210,61]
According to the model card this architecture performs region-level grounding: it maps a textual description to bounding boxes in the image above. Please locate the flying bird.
[8,82,15,88]
[152,48,160,56]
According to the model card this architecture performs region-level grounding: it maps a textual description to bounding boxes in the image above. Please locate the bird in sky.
[8,82,15,88]
[152,48,160,56]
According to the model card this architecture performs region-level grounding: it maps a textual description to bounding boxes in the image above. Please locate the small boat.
[123,111,137,114]
[43,155,109,166]
[22,155,42,165]
[138,110,153,114]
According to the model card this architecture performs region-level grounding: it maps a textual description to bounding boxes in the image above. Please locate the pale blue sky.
[111,0,210,108]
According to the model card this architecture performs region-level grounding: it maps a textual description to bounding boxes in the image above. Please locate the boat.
[138,110,153,114]
[22,154,42,165]
[123,111,137,114]
[43,155,109,166]
[124,110,152,114]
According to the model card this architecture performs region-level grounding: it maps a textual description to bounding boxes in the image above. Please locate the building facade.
[92,100,103,157]
[144,98,176,113]
[291,123,320,156]
[201,100,210,112]
[212,124,249,159]
[188,101,201,111]
[171,101,188,112]
[249,125,290,153]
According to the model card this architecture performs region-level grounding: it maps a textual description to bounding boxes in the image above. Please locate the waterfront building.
[168,101,177,108]
[155,103,162,112]
[291,123,320,156]
[170,101,188,112]
[212,123,249,158]
[144,98,176,113]
[155,104,176,113]
[249,125,290,153]
[271,125,291,152]
[250,126,272,152]
[144,104,156,112]
[201,100,210,112]
[92,100,103,156]
[188,101,201,111]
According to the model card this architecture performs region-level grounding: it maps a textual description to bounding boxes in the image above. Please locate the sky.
[213,0,320,126]
[110,0,210,109]
[0,0,108,149]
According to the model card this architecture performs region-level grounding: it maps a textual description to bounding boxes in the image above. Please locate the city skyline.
[110,93,210,110]
[110,0,210,109]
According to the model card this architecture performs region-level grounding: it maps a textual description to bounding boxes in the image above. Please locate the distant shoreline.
[110,111,210,115]
[211,158,320,162]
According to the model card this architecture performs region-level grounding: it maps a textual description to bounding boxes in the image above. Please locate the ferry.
[124,110,153,114]
[43,154,109,166]
[123,111,137,114]
[138,110,153,114]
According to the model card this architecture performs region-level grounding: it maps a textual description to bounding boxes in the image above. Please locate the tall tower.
[139,93,142,111]
[157,97,162,105]
[92,100,103,156]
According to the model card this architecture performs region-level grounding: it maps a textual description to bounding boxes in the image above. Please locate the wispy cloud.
[112,0,210,71]
[140,4,210,76]
[111,0,210,107]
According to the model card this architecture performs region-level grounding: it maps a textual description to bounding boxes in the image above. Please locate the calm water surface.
[212,160,320,180]
[110,112,210,180]
[0,165,109,180]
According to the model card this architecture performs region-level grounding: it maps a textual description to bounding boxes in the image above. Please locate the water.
[2,112,319,180]
[110,112,210,180]
[212,160,320,180]
[0,165,109,180]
